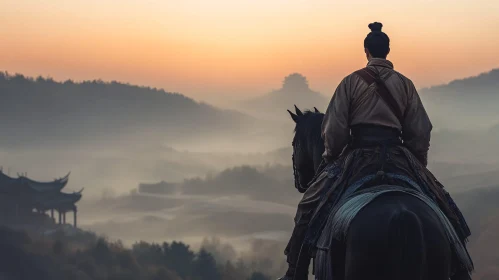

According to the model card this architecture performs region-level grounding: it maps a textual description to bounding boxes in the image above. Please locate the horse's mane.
[295,110,325,144]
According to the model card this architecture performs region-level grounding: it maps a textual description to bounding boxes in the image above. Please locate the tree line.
[0,226,271,280]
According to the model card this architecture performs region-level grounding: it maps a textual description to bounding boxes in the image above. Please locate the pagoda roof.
[0,170,70,193]
[0,170,82,210]
[33,189,83,211]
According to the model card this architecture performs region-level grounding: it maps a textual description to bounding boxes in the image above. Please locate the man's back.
[321,58,433,166]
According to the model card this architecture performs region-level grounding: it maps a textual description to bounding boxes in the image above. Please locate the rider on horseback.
[279,22,472,280]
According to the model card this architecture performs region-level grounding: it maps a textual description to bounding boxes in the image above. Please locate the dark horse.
[288,106,470,280]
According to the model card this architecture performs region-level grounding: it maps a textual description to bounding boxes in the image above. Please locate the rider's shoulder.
[342,70,365,84]
[342,68,373,86]
[349,67,414,83]
[392,70,414,85]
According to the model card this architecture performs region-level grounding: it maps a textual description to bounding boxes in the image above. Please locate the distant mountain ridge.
[0,72,260,148]
[419,68,499,129]
[3,68,498,150]
[422,69,499,95]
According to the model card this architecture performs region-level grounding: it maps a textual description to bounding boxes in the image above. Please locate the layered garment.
[322,58,432,166]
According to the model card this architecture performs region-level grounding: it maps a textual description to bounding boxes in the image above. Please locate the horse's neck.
[311,143,325,172]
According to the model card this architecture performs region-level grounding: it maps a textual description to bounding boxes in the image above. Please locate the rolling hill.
[0,72,268,150]
[419,69,499,129]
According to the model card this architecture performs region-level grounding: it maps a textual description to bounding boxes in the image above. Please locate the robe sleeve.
[402,79,433,166]
[321,76,352,162]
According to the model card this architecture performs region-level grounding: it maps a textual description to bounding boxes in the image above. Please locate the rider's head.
[364,22,390,60]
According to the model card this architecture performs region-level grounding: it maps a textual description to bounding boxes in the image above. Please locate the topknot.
[368,22,383,32]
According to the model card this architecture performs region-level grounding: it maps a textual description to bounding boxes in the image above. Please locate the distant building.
[241,73,328,121]
[139,180,177,195]
[0,170,82,227]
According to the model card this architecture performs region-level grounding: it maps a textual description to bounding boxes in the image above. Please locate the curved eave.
[0,171,21,189]
[26,181,67,192]
[34,191,82,210]
[21,172,71,192]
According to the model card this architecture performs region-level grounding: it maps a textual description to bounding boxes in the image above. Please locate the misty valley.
[0,69,499,280]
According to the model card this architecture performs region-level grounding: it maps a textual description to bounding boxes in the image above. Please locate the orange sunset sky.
[1,0,499,104]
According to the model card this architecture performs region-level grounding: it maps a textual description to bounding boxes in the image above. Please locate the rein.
[292,141,308,193]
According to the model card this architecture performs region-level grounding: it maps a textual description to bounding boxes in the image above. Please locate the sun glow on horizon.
[1,0,499,103]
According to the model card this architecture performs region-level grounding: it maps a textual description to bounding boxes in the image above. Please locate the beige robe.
[321,58,432,166]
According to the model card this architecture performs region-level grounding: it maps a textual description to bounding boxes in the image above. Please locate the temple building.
[0,170,82,227]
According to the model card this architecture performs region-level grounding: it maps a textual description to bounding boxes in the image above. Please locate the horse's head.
[288,105,325,193]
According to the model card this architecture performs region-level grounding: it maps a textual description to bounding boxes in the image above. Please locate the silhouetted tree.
[163,241,195,279]
[0,226,278,280]
[248,272,271,280]
[150,267,181,280]
[192,248,221,280]
[221,261,246,280]
[91,238,115,267]
[132,241,163,266]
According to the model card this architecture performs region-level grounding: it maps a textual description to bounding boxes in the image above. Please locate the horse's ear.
[294,105,303,116]
[314,107,320,113]
[287,110,299,123]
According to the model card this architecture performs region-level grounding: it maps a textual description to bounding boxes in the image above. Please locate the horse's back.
[323,191,452,280]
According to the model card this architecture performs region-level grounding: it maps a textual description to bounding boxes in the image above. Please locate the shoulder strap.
[354,68,376,85]
[354,68,404,125]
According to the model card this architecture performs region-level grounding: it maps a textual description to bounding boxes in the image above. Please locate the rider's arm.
[402,79,433,167]
[321,76,352,162]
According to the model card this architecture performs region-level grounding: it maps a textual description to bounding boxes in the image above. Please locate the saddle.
[313,182,474,279]
[294,143,472,278]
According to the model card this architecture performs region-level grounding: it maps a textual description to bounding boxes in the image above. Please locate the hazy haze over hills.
[0,72,292,153]
[1,68,499,278]
[239,73,329,120]
[420,69,499,130]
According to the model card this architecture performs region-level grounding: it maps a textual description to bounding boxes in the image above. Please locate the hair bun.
[368,22,383,32]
